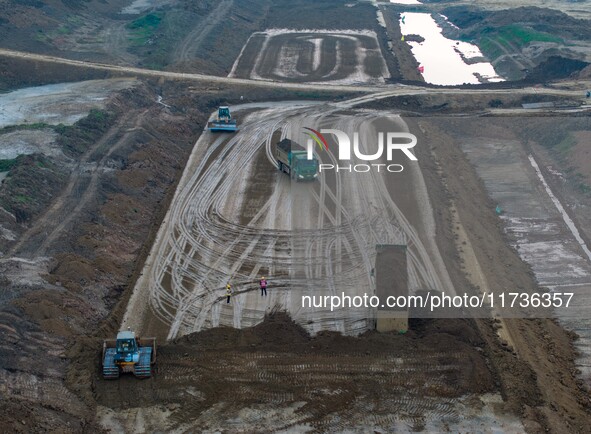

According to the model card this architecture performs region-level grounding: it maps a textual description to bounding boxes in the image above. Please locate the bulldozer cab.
[116,337,137,354]
[115,330,138,356]
[218,106,231,120]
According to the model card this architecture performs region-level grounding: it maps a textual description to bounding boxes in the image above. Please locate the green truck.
[275,138,319,181]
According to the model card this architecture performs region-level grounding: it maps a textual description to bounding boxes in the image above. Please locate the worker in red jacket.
[260,277,267,296]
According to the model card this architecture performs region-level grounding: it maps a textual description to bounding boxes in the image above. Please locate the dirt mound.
[526,56,590,82]
[47,253,96,292]
[91,312,496,431]
[176,310,312,350]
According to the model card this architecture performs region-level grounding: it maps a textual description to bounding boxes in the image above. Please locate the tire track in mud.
[123,102,456,340]
[99,345,478,431]
[229,30,390,84]
[6,110,148,258]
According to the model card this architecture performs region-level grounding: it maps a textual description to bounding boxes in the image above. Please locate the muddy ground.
[0,77,207,432]
[91,312,497,432]
[0,0,392,78]
[413,116,591,433]
[0,67,590,432]
[0,0,591,431]
[72,102,591,433]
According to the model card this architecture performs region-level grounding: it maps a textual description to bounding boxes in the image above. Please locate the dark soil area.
[0,56,112,91]
[267,0,377,30]
[0,154,67,224]
[443,6,591,40]
[0,80,208,432]
[162,0,271,74]
[88,311,496,430]
[0,0,393,80]
[357,92,577,114]
[526,56,590,83]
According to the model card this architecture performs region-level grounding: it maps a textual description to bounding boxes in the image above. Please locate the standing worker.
[226,283,232,303]
[260,276,267,296]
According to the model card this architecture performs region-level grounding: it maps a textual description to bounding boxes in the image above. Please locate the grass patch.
[578,183,591,195]
[66,15,84,26]
[1,122,52,133]
[479,37,504,60]
[14,194,32,204]
[0,159,17,172]
[478,25,563,61]
[57,25,71,35]
[127,12,164,46]
[499,24,563,46]
[34,30,50,43]
[554,133,577,156]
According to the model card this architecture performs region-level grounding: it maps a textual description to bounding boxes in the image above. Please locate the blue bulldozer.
[208,106,238,132]
[102,328,156,379]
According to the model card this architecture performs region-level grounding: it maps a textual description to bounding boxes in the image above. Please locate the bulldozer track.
[98,345,479,431]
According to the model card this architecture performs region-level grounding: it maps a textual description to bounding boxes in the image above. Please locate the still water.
[400,12,504,85]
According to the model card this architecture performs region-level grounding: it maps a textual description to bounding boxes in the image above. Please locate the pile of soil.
[525,56,590,82]
[0,153,67,224]
[90,311,495,430]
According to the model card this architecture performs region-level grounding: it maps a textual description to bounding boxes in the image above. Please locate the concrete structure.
[375,244,409,333]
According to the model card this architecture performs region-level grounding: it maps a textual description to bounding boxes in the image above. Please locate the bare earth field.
[95,313,518,433]
[1,0,591,432]
[123,103,451,340]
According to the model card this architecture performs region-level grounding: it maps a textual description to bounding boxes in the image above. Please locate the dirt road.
[173,0,234,64]
[2,47,591,96]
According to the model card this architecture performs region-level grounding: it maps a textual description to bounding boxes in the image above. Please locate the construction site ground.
[1,74,589,432]
[1,0,591,432]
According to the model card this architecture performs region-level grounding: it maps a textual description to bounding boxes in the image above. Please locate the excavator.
[102,328,156,379]
[208,106,238,132]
